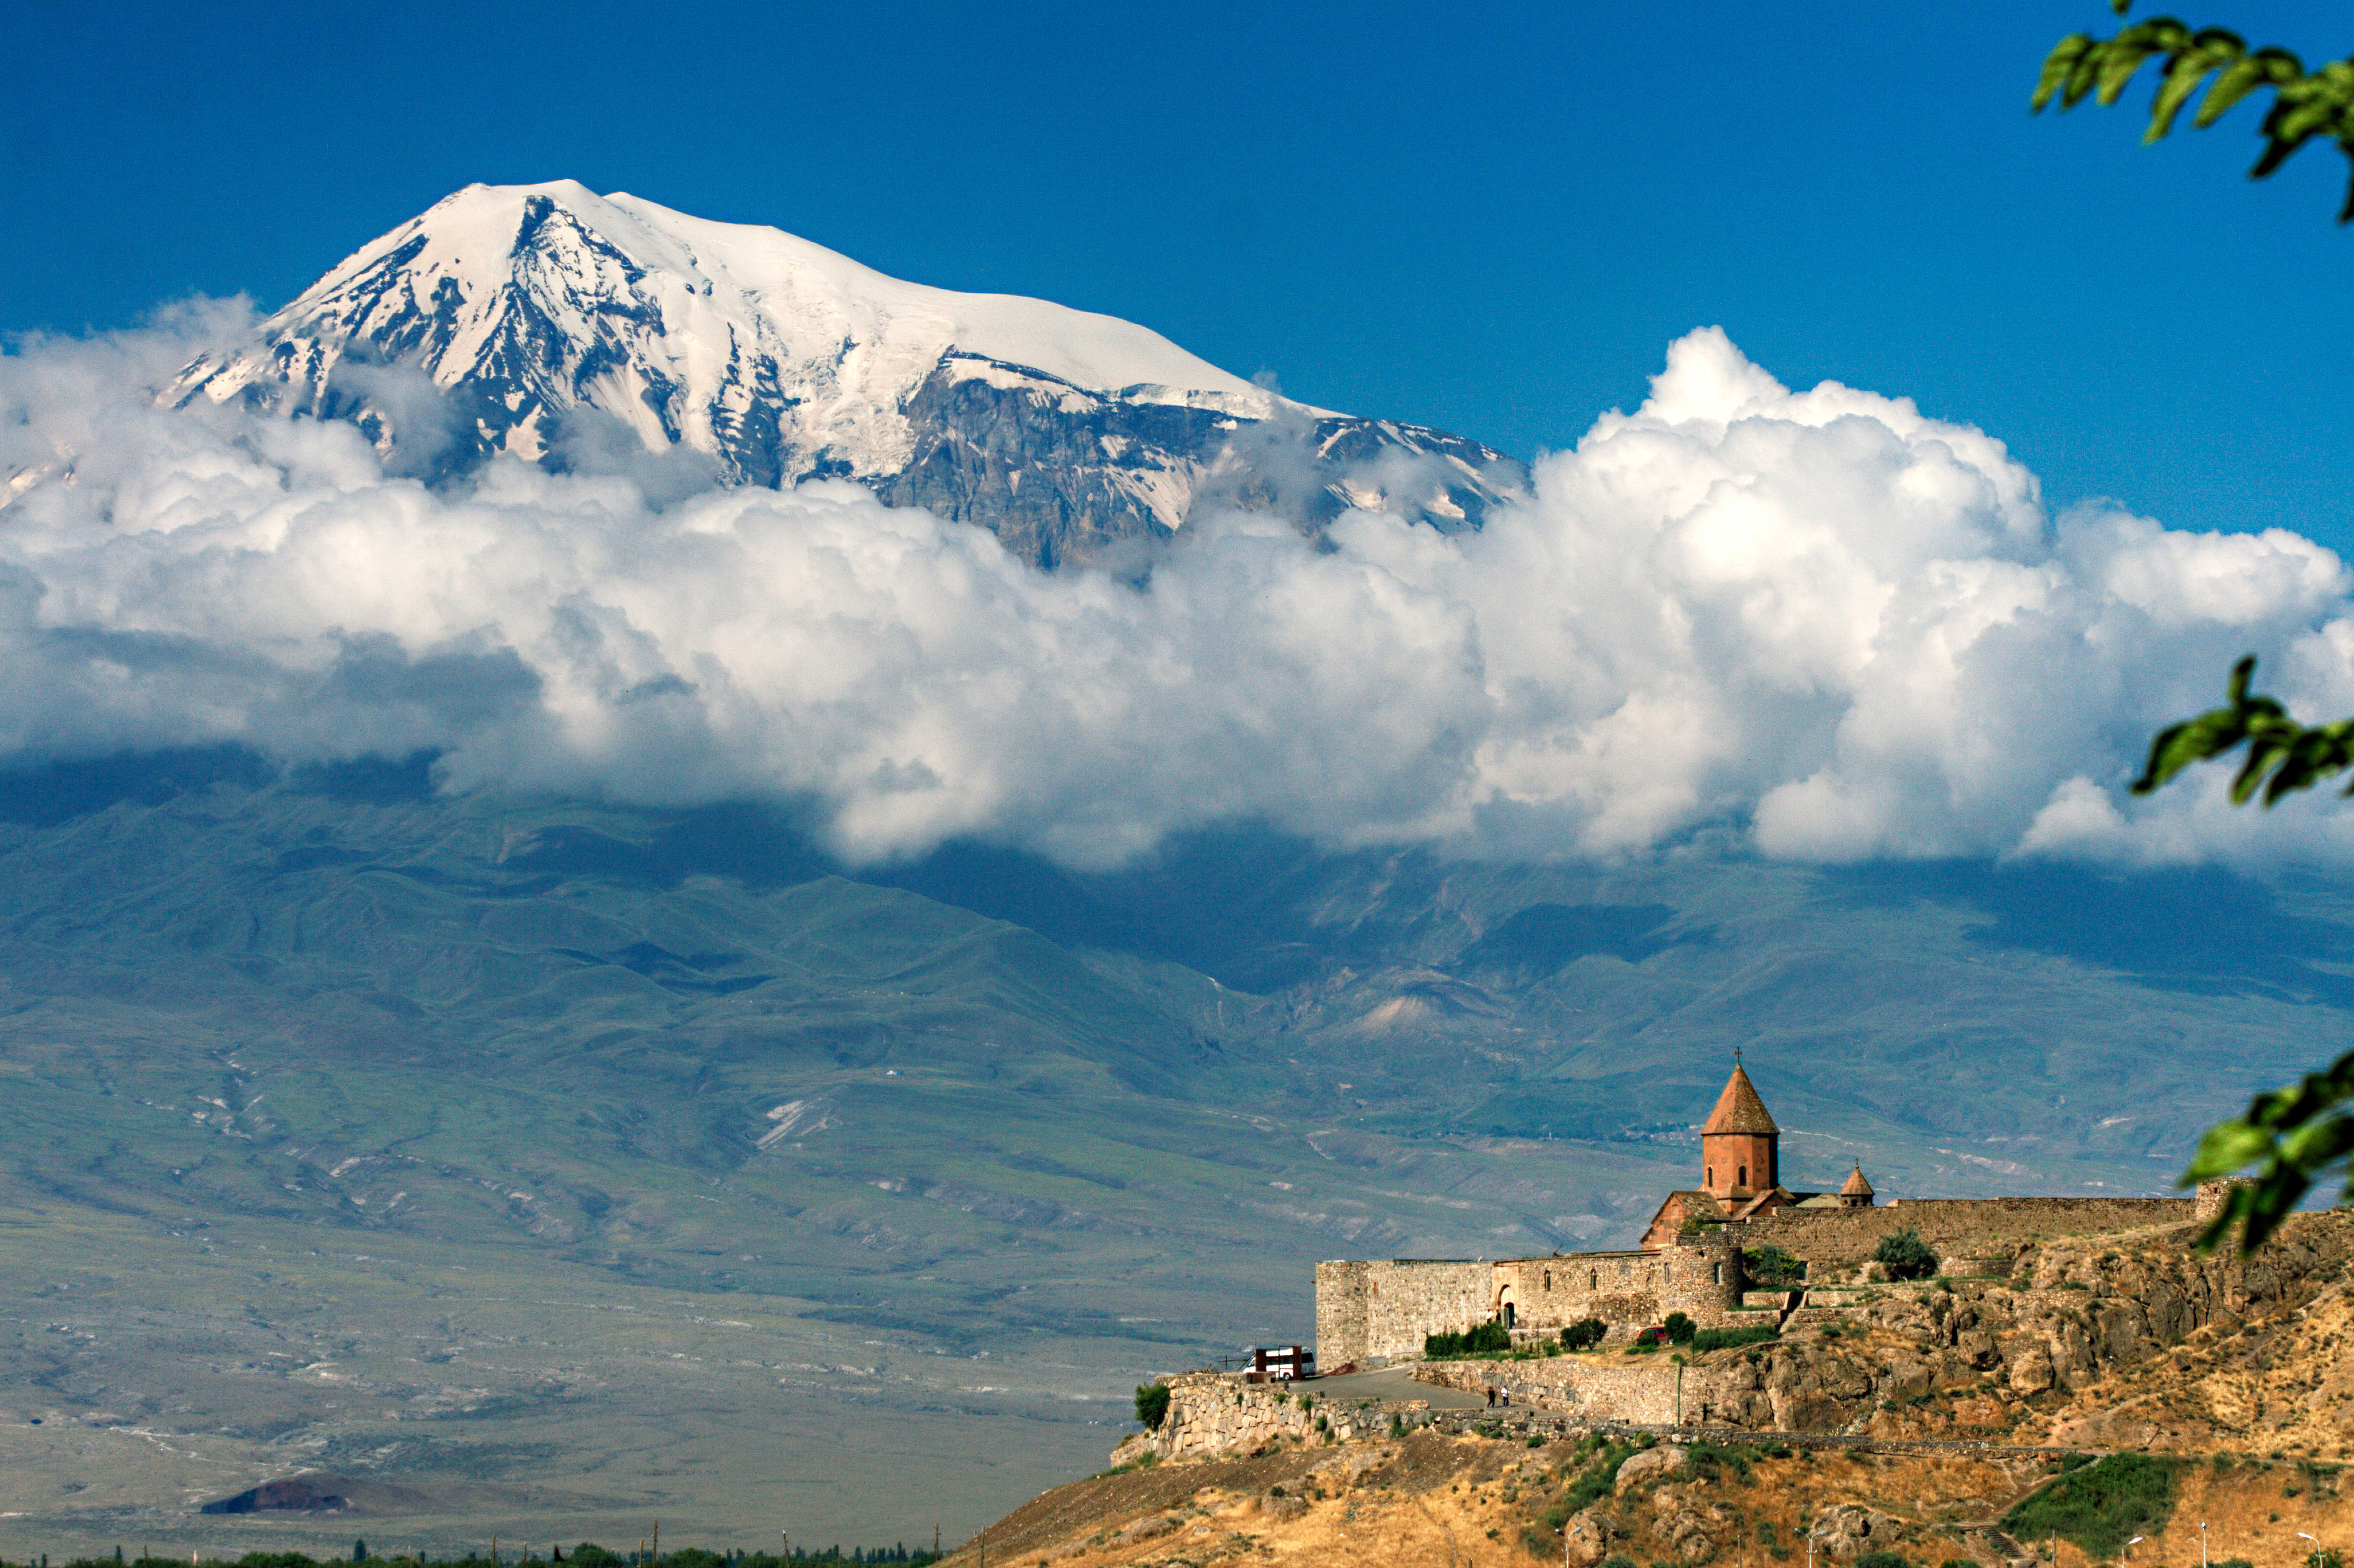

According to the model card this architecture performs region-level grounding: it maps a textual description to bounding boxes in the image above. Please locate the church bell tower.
[1700,1053,1779,1201]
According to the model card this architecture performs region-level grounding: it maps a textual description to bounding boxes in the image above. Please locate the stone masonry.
[1317,1231,1743,1366]
[1313,1061,2202,1369]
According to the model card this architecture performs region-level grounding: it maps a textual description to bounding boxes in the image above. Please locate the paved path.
[1309,1364,1490,1409]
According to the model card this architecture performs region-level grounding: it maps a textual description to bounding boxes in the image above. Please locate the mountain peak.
[174,181,1520,566]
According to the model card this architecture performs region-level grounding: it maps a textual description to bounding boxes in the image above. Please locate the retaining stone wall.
[1413,1356,1680,1423]
[1115,1371,1397,1465]
[1743,1197,2191,1275]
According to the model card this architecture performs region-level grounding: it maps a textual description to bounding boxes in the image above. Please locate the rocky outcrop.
[1110,1373,1397,1467]
[884,360,1520,569]
[1403,1213,2354,1438]
[1811,1502,1913,1562]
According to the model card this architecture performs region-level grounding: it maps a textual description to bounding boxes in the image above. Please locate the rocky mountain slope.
[957,1212,2354,1567]
[169,181,1522,566]
[949,1427,2347,1568]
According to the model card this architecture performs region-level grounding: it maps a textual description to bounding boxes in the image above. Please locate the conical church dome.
[1702,1063,1779,1136]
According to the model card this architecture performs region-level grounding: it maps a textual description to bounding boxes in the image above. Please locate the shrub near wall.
[1873,1229,1939,1282]
[1745,1244,1806,1286]
[1426,1320,1512,1358]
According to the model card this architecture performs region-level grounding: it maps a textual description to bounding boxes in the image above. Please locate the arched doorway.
[1503,1299,1516,1329]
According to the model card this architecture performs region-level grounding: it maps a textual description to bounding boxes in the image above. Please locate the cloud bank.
[4,311,2351,870]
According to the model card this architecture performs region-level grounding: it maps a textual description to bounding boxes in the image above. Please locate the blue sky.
[7,1,2351,550]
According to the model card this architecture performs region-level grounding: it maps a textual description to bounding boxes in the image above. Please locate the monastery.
[1314,1058,2195,1367]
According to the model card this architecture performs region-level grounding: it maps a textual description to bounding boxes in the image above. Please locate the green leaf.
[2197,54,2273,126]
[2151,57,2223,140]
[2036,36,2097,112]
[2183,1120,2272,1180]
[2096,41,2161,106]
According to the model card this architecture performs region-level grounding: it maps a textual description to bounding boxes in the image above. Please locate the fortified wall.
[1311,1058,2218,1370]
[1739,1196,2192,1275]
[1313,1259,1488,1368]
[1317,1232,1741,1366]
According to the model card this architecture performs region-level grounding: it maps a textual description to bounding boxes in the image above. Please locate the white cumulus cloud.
[3,314,2351,869]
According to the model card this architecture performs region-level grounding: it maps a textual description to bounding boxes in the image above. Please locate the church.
[1314,1059,1881,1365]
[1635,1055,1875,1249]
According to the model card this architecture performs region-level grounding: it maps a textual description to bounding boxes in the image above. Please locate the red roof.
[1701,1063,1779,1136]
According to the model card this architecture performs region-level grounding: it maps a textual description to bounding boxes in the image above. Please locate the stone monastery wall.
[1741,1196,2192,1274]
[1314,1199,2197,1366]
[1317,1233,1742,1366]
[1315,1259,1489,1368]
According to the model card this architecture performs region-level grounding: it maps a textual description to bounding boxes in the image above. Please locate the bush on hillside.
[1855,1553,1915,1568]
[2001,1453,2180,1559]
[1663,1311,1696,1345]
[1690,1323,1779,1353]
[1133,1381,1171,1430]
[1872,1227,1939,1281]
[1744,1244,1807,1286]
[1547,1442,1642,1526]
[1561,1317,1606,1351]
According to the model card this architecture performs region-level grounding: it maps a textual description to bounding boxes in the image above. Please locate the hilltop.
[955,1212,2354,1565]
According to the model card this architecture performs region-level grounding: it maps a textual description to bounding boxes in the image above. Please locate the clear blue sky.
[8,1,2350,550]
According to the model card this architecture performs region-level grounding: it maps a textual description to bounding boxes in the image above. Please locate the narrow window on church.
[1739,1164,1748,1188]
[1713,1261,1723,1284]
[1706,1166,1713,1187]
[1589,1269,1598,1289]
[1544,1270,1552,1291]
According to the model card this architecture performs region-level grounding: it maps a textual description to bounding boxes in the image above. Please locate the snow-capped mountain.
[173,181,1523,566]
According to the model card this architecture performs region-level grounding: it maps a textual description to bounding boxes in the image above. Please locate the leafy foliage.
[1133,1381,1171,1430]
[2182,1047,2354,1251]
[1855,1553,1915,1568]
[1424,1318,1513,1358]
[1690,1322,1780,1353]
[1872,1227,1939,1280]
[2038,4,2354,220]
[2002,1453,2181,1559]
[2132,657,2354,805]
[1663,1311,1696,1345]
[1743,1244,1806,1287]
[1686,1441,1757,1484]
[1547,1440,1643,1525]
[2128,655,2354,1247]
[2127,656,2354,1250]
[1560,1316,1607,1351]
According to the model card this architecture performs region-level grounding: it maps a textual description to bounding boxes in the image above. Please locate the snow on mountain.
[173,181,1523,566]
